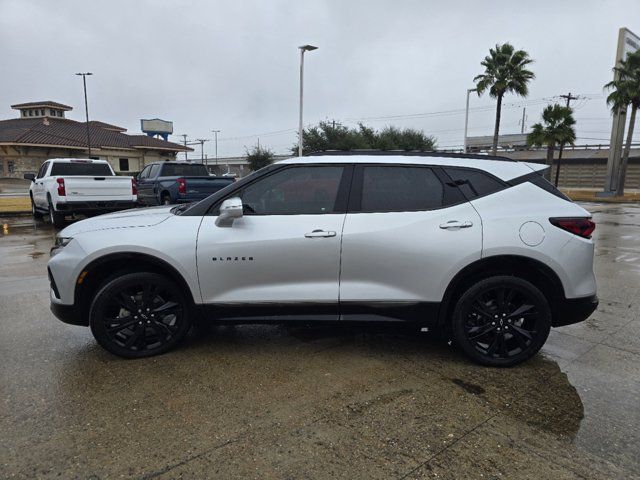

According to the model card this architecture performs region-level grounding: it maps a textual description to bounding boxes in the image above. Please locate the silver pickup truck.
[24,158,137,227]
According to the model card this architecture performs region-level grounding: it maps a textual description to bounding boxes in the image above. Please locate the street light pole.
[464,88,476,153]
[75,72,93,157]
[298,45,318,157]
[212,130,220,166]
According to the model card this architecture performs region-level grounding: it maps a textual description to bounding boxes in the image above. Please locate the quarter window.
[360,166,445,212]
[443,167,506,199]
[241,166,344,215]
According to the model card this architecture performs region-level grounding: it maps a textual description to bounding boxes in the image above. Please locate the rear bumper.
[55,200,137,214]
[553,295,599,327]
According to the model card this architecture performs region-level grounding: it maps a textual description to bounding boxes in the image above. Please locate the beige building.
[0,101,192,178]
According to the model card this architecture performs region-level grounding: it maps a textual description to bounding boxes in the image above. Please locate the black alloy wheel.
[89,272,191,358]
[452,276,551,367]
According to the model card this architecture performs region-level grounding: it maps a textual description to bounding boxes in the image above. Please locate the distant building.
[0,101,192,178]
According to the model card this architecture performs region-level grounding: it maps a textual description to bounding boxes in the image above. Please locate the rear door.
[339,164,482,321]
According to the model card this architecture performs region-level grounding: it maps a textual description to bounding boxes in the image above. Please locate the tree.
[294,120,436,155]
[474,43,535,155]
[527,104,576,181]
[605,50,640,196]
[246,144,274,171]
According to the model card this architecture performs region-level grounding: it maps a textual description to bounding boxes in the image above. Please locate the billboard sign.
[141,118,173,135]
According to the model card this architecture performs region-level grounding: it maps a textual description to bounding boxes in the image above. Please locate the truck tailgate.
[181,177,234,198]
[60,176,134,200]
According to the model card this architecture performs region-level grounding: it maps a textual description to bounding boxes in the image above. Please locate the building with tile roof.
[1,101,192,178]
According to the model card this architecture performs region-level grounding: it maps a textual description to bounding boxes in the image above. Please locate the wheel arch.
[74,252,197,322]
[437,255,566,329]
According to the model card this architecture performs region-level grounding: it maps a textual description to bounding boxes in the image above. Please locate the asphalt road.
[1,203,639,479]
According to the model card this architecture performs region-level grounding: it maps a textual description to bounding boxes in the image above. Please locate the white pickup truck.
[24,158,137,227]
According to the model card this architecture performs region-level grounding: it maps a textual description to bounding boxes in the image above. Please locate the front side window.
[36,162,49,179]
[149,164,161,178]
[241,166,344,215]
[360,166,445,212]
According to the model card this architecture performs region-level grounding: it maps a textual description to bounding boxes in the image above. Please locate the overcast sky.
[1,0,639,158]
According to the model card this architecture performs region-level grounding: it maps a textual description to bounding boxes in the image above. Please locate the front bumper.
[553,295,599,327]
[50,300,87,326]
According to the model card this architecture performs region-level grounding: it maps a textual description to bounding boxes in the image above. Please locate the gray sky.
[1,0,639,158]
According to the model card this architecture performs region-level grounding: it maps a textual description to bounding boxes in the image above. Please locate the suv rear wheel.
[451,276,551,367]
[89,272,192,358]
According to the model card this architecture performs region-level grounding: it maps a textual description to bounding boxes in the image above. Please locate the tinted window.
[119,158,129,171]
[139,165,151,179]
[443,167,506,199]
[241,166,344,215]
[161,164,208,176]
[360,166,444,212]
[36,162,49,179]
[50,162,113,176]
[149,164,161,178]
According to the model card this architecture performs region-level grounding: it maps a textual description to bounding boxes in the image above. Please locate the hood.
[59,206,174,236]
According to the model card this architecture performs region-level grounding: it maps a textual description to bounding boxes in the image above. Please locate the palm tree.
[474,43,535,155]
[527,104,576,181]
[605,50,640,196]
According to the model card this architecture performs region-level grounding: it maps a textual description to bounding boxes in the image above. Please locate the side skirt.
[195,301,440,327]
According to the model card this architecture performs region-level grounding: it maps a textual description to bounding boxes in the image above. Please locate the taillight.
[177,178,186,194]
[131,178,137,195]
[56,178,66,196]
[549,217,595,239]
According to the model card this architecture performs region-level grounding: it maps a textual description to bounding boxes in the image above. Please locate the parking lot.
[1,202,639,479]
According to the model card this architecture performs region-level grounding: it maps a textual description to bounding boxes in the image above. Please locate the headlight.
[55,236,73,248]
[51,236,73,257]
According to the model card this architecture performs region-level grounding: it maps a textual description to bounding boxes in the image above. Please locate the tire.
[89,272,191,359]
[161,193,172,205]
[31,196,43,220]
[451,276,551,367]
[48,203,65,228]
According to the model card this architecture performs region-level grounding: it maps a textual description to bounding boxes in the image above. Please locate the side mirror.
[215,197,243,227]
[23,173,36,181]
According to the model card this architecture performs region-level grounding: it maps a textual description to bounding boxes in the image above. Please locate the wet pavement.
[1,203,639,479]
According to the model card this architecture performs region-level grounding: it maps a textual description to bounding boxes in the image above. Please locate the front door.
[136,165,154,205]
[339,164,482,322]
[196,164,350,320]
[33,161,49,208]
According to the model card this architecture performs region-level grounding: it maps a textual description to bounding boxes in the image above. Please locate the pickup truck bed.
[137,162,235,205]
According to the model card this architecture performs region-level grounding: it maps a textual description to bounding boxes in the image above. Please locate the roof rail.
[304,149,516,162]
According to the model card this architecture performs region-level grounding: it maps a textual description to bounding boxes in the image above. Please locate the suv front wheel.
[89,272,192,358]
[452,276,551,367]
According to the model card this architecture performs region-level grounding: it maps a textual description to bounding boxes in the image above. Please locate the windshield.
[51,162,114,176]
[162,164,208,176]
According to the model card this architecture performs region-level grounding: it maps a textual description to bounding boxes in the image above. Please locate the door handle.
[305,229,337,238]
[439,220,473,230]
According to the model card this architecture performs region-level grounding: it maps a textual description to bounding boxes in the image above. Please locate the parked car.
[136,161,235,206]
[48,153,598,366]
[24,158,137,227]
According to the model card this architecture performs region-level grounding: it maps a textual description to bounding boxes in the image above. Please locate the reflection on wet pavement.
[1,204,639,479]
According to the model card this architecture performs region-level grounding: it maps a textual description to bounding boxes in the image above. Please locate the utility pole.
[520,107,526,134]
[463,88,476,153]
[196,139,209,164]
[212,130,220,166]
[554,92,579,186]
[180,134,188,161]
[75,72,93,157]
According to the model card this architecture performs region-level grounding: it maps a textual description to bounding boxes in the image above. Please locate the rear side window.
[50,162,113,176]
[443,167,506,199]
[360,166,445,212]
